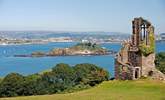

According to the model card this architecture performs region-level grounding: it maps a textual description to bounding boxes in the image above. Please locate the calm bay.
[0,42,164,77]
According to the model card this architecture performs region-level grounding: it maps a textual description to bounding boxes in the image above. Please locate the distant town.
[0,31,128,45]
[0,31,164,45]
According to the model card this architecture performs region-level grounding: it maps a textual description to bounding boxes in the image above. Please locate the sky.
[0,0,164,34]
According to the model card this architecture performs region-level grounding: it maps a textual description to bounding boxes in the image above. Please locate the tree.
[87,42,92,47]
[0,63,110,97]
[22,74,41,95]
[0,73,25,97]
[155,52,165,74]
[42,63,76,93]
[74,63,109,86]
[0,78,2,83]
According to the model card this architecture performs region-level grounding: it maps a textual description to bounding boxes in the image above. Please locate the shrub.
[155,52,165,74]
[139,32,155,56]
[0,63,110,97]
[0,73,25,97]
[74,63,109,86]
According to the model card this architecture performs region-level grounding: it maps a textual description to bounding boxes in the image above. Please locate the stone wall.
[141,53,155,77]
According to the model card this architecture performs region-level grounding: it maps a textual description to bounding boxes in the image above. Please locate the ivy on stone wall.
[139,32,155,56]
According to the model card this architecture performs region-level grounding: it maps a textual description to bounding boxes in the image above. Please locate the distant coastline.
[0,31,130,45]
[0,38,122,46]
[0,38,164,46]
[0,37,74,46]
[1,31,164,46]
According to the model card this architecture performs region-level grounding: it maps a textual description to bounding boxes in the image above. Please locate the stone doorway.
[135,67,140,79]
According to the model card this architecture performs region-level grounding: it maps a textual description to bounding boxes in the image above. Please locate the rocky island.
[14,42,116,57]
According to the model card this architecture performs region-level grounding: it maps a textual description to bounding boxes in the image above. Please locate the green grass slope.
[1,80,165,100]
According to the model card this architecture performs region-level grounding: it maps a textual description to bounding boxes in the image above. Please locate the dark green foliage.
[0,73,25,97]
[74,63,109,86]
[21,74,41,95]
[0,63,109,97]
[74,42,105,51]
[155,52,165,74]
[41,65,75,93]
[51,63,76,90]
[0,78,2,83]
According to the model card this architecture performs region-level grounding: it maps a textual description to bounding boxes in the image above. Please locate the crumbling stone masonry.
[115,17,165,80]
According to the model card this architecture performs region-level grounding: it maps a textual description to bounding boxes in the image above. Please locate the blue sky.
[0,0,164,34]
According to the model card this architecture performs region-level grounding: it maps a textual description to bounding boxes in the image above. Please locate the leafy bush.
[0,78,2,83]
[0,63,109,97]
[139,32,155,56]
[0,73,25,97]
[73,42,104,51]
[22,74,41,95]
[155,52,165,74]
[74,63,109,86]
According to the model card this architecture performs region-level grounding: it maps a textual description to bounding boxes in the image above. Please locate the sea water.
[0,42,164,77]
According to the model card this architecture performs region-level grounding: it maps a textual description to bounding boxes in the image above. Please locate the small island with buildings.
[14,42,116,57]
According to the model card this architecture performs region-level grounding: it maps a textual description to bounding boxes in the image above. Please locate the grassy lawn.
[1,80,165,100]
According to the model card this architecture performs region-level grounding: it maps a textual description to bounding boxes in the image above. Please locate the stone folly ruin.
[115,17,165,80]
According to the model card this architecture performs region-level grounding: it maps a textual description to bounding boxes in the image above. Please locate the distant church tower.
[115,17,165,80]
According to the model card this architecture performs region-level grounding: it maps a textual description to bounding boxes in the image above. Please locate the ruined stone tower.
[115,17,165,80]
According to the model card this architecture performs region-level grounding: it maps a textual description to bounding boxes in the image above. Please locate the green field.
[1,80,165,100]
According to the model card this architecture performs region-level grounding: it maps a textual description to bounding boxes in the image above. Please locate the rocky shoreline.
[14,50,116,57]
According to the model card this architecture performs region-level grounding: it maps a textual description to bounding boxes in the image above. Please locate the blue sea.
[0,42,164,77]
